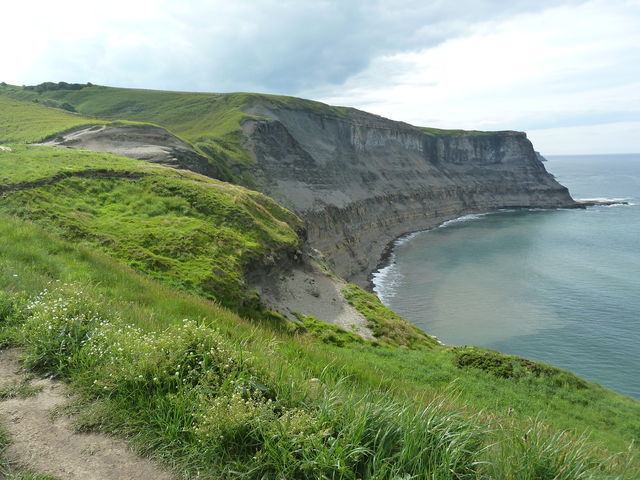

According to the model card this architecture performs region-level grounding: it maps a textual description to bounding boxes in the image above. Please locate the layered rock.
[41,124,221,178]
[241,104,576,286]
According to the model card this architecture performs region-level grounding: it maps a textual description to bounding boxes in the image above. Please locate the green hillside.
[0,89,154,144]
[0,145,301,316]
[0,83,352,185]
[0,85,638,478]
[0,93,105,143]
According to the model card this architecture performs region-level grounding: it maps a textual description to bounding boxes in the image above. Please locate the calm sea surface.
[373,154,640,399]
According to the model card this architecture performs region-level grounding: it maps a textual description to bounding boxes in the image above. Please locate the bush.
[23,82,88,93]
[453,347,557,379]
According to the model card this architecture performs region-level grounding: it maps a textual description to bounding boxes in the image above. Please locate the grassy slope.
[0,145,301,314]
[0,214,637,478]
[0,85,638,477]
[0,94,105,143]
[0,91,152,144]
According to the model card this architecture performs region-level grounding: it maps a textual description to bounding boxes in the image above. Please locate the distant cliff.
[240,102,576,285]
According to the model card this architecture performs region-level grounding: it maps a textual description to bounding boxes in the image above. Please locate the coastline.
[366,200,628,294]
[366,189,640,398]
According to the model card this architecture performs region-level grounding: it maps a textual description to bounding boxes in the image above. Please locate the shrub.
[453,347,557,379]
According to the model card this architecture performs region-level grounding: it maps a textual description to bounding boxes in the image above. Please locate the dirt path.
[0,349,173,480]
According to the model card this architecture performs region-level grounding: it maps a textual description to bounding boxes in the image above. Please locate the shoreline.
[366,200,629,294]
[365,197,636,364]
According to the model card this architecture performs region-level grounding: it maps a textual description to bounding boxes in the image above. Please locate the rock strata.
[241,103,576,286]
[41,124,221,178]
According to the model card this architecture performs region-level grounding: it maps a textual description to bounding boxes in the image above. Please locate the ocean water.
[372,154,640,399]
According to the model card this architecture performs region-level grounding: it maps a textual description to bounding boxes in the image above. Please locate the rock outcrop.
[41,124,221,178]
[240,103,576,286]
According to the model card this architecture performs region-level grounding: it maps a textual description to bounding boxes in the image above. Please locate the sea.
[372,154,640,400]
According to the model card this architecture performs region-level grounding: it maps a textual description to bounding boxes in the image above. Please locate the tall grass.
[6,282,486,479]
[486,420,637,479]
[0,215,637,477]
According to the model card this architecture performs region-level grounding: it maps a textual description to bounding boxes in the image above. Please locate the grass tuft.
[342,284,438,348]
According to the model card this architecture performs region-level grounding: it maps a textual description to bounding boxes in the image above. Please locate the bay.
[373,154,640,399]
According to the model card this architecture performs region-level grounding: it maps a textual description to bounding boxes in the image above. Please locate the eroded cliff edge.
[240,102,576,286]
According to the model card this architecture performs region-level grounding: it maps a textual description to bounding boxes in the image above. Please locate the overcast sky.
[2,0,638,154]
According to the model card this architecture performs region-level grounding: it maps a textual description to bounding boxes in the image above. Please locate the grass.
[0,94,104,144]
[419,126,516,137]
[0,92,148,145]
[0,380,43,400]
[292,313,364,348]
[0,144,144,184]
[0,214,637,478]
[0,145,301,316]
[343,284,439,348]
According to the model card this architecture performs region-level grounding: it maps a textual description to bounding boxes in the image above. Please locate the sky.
[1,0,638,154]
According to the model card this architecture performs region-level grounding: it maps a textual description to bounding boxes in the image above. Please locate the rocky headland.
[240,101,576,286]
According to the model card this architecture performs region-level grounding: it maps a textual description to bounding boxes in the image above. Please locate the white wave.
[371,259,403,304]
[605,201,636,207]
[372,231,424,303]
[438,213,488,228]
[394,231,420,246]
[577,197,630,203]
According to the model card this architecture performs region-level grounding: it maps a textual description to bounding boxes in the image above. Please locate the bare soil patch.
[0,349,173,480]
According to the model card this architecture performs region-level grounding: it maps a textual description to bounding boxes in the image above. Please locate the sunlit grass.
[0,214,637,478]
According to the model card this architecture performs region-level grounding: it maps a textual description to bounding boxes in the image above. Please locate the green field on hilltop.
[0,94,104,144]
[0,91,153,145]
[1,83,352,185]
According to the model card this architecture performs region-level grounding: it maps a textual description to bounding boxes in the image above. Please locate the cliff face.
[41,124,222,179]
[241,104,576,286]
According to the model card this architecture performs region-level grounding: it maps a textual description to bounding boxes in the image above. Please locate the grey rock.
[40,124,222,179]
[240,103,576,287]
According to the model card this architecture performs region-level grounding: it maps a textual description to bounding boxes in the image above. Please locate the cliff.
[0,84,576,288]
[240,102,576,285]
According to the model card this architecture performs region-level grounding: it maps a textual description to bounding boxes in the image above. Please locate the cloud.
[309,0,640,153]
[1,0,637,153]
[1,0,583,92]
